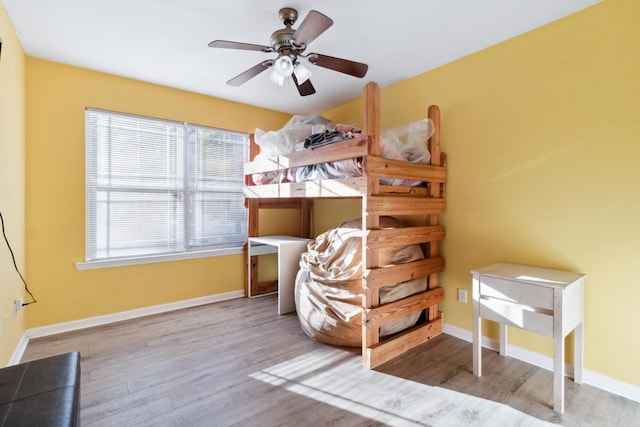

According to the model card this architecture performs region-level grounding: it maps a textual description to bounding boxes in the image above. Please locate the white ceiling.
[4,0,600,115]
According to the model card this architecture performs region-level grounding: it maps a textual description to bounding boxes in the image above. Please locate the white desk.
[247,236,312,315]
[471,263,586,413]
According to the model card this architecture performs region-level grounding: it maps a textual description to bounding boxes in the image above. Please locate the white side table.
[248,236,311,315]
[471,262,586,413]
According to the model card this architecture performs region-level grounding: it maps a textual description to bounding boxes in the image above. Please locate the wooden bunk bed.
[244,82,446,369]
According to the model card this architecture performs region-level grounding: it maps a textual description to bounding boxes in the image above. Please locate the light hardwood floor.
[22,295,640,426]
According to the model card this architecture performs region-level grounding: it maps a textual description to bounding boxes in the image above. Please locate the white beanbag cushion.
[295,216,426,347]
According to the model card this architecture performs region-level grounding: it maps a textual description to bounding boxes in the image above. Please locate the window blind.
[186,125,248,249]
[85,109,248,262]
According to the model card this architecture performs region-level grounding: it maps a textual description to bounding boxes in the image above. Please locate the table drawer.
[480,275,554,311]
[479,297,553,337]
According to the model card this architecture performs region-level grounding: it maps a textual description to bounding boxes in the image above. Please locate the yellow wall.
[24,58,291,329]
[325,0,640,387]
[0,4,27,365]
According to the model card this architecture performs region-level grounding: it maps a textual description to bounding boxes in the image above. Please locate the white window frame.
[76,108,248,271]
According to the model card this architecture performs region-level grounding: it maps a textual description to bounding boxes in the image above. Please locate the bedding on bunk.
[303,124,361,149]
[251,114,435,186]
[294,216,427,348]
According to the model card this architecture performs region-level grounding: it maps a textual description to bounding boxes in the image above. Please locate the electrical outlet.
[457,288,468,303]
[13,298,23,319]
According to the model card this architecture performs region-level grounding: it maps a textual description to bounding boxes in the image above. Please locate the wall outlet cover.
[457,288,468,303]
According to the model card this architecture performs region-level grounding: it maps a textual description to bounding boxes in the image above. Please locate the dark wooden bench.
[0,352,80,426]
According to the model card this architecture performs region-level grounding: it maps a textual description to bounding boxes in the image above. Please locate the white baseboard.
[9,290,244,365]
[443,322,640,404]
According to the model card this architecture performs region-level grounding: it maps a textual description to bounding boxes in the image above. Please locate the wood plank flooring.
[22,295,640,426]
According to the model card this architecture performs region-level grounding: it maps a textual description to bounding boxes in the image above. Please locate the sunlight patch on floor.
[250,347,560,426]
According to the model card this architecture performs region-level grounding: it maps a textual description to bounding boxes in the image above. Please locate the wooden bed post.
[246,198,260,298]
[300,199,312,238]
[427,105,442,322]
[362,82,381,366]
[364,82,381,157]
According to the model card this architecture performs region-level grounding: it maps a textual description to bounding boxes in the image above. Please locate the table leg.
[500,323,508,357]
[574,322,584,384]
[277,244,299,315]
[553,333,565,413]
[472,278,481,377]
[553,288,565,413]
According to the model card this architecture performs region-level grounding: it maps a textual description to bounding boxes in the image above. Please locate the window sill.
[75,247,244,271]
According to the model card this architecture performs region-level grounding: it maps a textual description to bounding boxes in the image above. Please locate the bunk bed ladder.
[361,83,446,369]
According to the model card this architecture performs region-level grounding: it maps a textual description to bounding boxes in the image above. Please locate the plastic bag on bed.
[255,113,332,156]
[383,118,434,164]
[381,118,435,186]
[252,113,332,184]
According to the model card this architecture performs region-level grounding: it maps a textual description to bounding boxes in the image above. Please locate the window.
[83,108,248,266]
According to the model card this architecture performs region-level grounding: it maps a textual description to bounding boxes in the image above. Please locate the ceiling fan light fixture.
[293,62,312,84]
[273,55,294,77]
[269,55,295,86]
[269,69,287,86]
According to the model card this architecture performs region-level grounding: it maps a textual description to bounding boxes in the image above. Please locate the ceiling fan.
[208,7,368,96]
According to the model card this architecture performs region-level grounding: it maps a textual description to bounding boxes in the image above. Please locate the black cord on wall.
[0,209,37,306]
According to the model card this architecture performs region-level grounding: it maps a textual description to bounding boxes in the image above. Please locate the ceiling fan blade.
[208,40,273,52]
[227,60,273,86]
[292,74,316,96]
[308,53,368,78]
[292,10,333,46]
